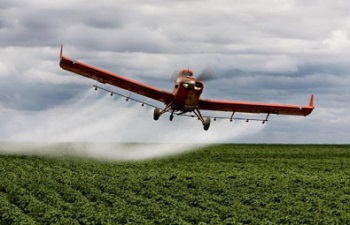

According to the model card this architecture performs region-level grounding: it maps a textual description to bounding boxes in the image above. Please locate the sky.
[0,0,350,144]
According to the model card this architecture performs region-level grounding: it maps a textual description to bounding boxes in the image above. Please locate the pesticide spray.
[0,88,264,160]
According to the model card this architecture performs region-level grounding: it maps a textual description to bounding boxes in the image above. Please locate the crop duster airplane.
[59,46,314,131]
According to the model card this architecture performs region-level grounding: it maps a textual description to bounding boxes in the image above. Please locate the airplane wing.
[198,95,314,116]
[59,46,174,104]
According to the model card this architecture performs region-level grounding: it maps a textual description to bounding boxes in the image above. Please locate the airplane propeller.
[196,67,216,81]
[168,67,216,82]
[168,69,180,82]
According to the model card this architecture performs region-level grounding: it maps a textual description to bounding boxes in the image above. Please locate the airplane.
[59,46,314,131]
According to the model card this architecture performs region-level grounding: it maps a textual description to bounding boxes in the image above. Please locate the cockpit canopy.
[179,69,193,77]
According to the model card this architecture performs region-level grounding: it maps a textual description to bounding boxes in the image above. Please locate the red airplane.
[59,46,314,130]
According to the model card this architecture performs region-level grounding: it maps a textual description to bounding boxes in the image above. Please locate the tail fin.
[60,45,63,58]
[309,95,314,107]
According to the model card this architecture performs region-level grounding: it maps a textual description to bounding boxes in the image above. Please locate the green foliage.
[1,144,350,224]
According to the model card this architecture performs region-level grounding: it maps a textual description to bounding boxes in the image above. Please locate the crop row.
[0,144,350,224]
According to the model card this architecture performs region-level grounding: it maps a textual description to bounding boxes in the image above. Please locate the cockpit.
[179,69,193,77]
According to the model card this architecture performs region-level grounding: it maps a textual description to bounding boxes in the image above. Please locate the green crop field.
[1,144,350,224]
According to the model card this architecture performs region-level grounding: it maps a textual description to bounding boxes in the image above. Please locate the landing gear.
[153,108,161,120]
[153,103,173,121]
[203,117,211,131]
[153,104,210,130]
[154,107,174,121]
[193,109,211,131]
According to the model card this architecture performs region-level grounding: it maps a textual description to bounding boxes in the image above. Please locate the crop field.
[1,144,350,224]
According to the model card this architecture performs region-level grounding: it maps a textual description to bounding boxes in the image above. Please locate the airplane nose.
[188,80,195,89]
[182,80,195,89]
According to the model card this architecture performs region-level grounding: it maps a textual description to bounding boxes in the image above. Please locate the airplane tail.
[60,45,63,58]
[309,95,314,107]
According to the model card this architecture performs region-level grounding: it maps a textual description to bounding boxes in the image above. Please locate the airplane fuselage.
[172,76,204,112]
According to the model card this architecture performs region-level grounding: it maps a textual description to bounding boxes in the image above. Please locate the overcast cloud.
[1,0,350,144]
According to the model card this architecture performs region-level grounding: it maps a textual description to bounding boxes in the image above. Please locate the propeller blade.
[196,67,216,81]
[168,69,180,82]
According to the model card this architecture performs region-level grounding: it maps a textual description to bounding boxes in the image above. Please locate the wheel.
[203,118,211,131]
[153,108,161,120]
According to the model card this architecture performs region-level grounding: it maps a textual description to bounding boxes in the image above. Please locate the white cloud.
[323,30,350,53]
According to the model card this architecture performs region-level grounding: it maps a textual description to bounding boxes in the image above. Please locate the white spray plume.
[0,88,264,160]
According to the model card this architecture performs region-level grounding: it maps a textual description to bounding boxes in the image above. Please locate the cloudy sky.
[1,0,349,144]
